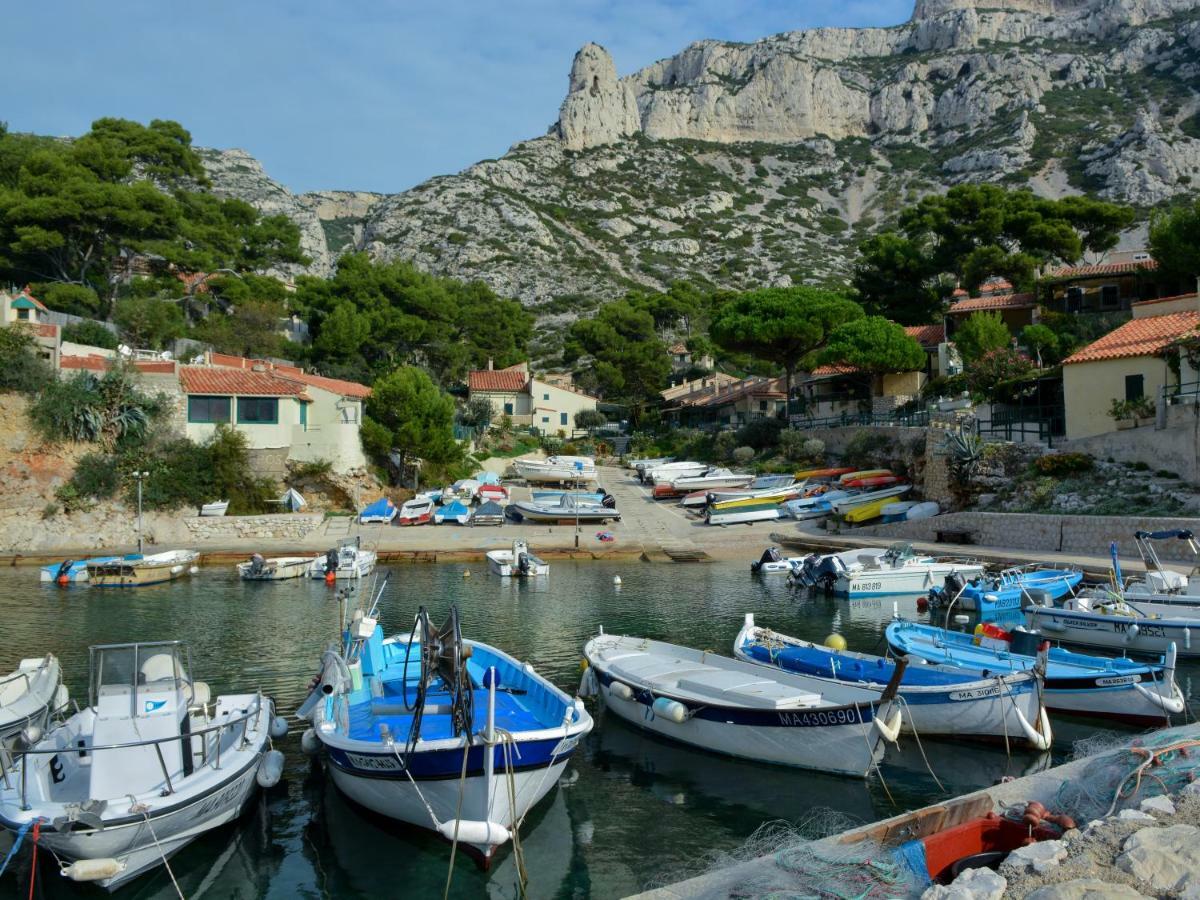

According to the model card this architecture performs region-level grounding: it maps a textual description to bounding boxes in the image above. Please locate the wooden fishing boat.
[237,554,317,581]
[86,550,199,587]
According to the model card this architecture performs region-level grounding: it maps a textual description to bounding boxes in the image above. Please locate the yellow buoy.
[579,658,590,671]
[824,633,847,652]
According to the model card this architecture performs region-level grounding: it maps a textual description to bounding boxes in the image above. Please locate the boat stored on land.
[237,554,316,581]
[487,540,550,577]
[0,654,67,750]
[827,484,912,515]
[303,604,592,866]
[642,460,707,484]
[513,455,596,484]
[842,496,901,524]
[679,475,796,508]
[928,567,1083,616]
[359,497,397,524]
[433,499,470,525]
[879,500,940,523]
[656,467,753,497]
[310,539,377,580]
[397,495,435,526]
[581,630,904,777]
[735,615,1050,748]
[886,620,1184,725]
[509,493,620,524]
[0,640,281,890]
[86,550,200,588]
[470,500,506,526]
[41,554,141,584]
[199,500,229,517]
[531,489,607,505]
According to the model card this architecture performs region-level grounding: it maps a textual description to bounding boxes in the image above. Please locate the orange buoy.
[325,571,336,585]
[57,575,69,586]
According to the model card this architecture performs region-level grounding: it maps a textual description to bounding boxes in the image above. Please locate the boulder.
[1000,839,1068,875]
[1138,794,1176,816]
[1025,879,1151,900]
[921,866,1005,900]
[1117,823,1200,892]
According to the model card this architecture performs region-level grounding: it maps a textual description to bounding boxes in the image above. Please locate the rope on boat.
[441,740,472,900]
[130,799,185,900]
[0,816,40,879]
[26,819,40,900]
[894,696,946,794]
[996,676,1011,758]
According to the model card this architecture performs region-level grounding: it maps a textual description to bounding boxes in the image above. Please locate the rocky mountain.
[202,0,1200,342]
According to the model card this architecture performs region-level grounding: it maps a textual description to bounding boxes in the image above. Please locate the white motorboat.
[310,538,377,580]
[749,547,807,574]
[0,655,68,750]
[1122,529,1200,605]
[787,549,887,587]
[667,468,754,491]
[581,630,904,777]
[735,615,1051,749]
[0,641,283,890]
[1026,591,1200,658]
[513,455,596,484]
[628,456,672,473]
[643,461,707,484]
[302,604,592,865]
[801,543,983,596]
[86,550,200,588]
[486,540,550,577]
[397,495,435,526]
[199,500,229,517]
[237,554,317,581]
[509,493,620,524]
[783,489,859,520]
[679,475,797,508]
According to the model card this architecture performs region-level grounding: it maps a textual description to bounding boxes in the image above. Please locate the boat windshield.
[885,542,915,561]
[89,641,191,710]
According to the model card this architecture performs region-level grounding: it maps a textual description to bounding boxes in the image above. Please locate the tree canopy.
[296,253,532,385]
[562,298,670,423]
[853,185,1134,324]
[953,312,1012,364]
[366,366,461,467]
[710,287,863,405]
[1149,199,1200,284]
[818,317,927,375]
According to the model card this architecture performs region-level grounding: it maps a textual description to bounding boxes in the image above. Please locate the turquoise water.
[1,561,1195,899]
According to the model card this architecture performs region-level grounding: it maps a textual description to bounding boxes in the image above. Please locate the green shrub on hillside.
[0,327,53,393]
[1032,453,1094,477]
[61,321,119,350]
[30,365,165,448]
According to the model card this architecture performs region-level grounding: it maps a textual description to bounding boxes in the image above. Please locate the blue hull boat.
[303,604,592,866]
[886,620,1184,726]
[928,567,1083,618]
[40,554,141,584]
[434,499,470,524]
[734,615,1050,748]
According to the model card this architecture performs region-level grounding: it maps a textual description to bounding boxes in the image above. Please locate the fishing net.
[646,810,925,900]
[1048,724,1200,823]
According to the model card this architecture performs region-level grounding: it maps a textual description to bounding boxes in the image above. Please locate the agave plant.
[941,423,983,485]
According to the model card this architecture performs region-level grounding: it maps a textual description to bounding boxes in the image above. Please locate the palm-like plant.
[942,423,983,485]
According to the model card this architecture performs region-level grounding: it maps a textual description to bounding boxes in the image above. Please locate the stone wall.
[246,447,291,480]
[1057,404,1200,484]
[182,513,324,542]
[858,511,1200,562]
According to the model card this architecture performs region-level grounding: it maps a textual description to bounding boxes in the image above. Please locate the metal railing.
[0,693,265,811]
[790,408,930,430]
[1167,380,1200,405]
[975,404,1064,447]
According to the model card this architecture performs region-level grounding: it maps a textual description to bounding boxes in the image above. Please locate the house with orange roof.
[662,375,788,429]
[1040,251,1192,314]
[945,291,1039,337]
[1,286,60,368]
[1061,295,1200,440]
[467,360,598,435]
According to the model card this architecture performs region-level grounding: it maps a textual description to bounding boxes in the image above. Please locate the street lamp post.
[132,471,149,553]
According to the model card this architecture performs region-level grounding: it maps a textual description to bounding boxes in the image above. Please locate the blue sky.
[4,1,912,195]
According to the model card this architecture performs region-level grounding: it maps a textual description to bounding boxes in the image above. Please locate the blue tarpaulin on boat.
[474,471,501,486]
[359,497,396,523]
[435,500,470,524]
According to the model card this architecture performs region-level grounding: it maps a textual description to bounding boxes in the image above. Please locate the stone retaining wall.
[857,511,1200,562]
[182,513,324,541]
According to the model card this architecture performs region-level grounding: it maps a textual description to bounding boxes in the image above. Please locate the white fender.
[651,697,688,723]
[62,858,126,882]
[874,706,902,744]
[609,681,633,701]
[269,715,289,739]
[1014,704,1052,751]
[301,727,321,757]
[436,819,511,846]
[1133,680,1186,714]
[256,749,285,788]
[1125,623,1140,642]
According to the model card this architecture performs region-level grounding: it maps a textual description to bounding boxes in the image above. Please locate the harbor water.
[2,561,1198,899]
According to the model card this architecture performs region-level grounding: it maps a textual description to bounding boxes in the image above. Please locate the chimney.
[487,357,494,371]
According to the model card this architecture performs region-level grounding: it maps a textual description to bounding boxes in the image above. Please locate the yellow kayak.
[709,487,803,512]
[838,469,891,484]
[842,496,900,524]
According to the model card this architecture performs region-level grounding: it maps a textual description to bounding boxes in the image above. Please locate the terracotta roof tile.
[669,342,689,354]
[208,351,303,376]
[809,364,861,376]
[469,369,529,392]
[1045,259,1157,279]
[905,324,944,346]
[979,278,1013,294]
[949,292,1037,314]
[1131,292,1199,309]
[287,371,370,399]
[694,376,787,407]
[180,366,308,397]
[1063,311,1200,365]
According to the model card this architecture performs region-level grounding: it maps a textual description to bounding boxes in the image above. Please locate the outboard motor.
[248,553,265,577]
[812,555,848,593]
[787,554,818,587]
[751,546,783,573]
[516,552,531,576]
[55,559,74,585]
[601,493,617,509]
[928,571,968,609]
[324,549,338,575]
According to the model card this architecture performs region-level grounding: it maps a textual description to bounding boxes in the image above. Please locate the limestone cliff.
[200,0,1200,341]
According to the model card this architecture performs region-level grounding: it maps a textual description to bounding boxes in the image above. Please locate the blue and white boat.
[359,497,397,525]
[735,615,1050,749]
[303,603,592,866]
[531,490,606,505]
[40,554,141,584]
[927,566,1083,617]
[886,620,1184,726]
[581,629,905,778]
[434,499,470,524]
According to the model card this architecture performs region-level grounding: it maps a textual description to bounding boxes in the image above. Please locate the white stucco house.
[467,362,599,435]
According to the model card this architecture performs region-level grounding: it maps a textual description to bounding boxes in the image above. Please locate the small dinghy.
[0,641,282,890]
[928,567,1083,617]
[513,455,596,484]
[397,495,435,526]
[237,553,316,581]
[434,499,470,525]
[735,615,1051,749]
[886,620,1184,726]
[41,554,141,585]
[679,475,795,509]
[475,483,509,505]
[531,489,606,505]
[509,493,620,524]
[486,540,549,577]
[0,655,68,750]
[199,500,229,517]
[470,499,506,526]
[750,546,804,574]
[309,538,377,580]
[86,550,199,588]
[302,602,592,866]
[359,497,398,525]
[581,629,905,777]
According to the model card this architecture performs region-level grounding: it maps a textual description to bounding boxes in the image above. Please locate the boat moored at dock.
[928,566,1083,616]
[0,654,68,751]
[486,540,549,576]
[310,539,377,580]
[237,554,317,581]
[581,629,905,778]
[86,550,200,588]
[40,554,142,584]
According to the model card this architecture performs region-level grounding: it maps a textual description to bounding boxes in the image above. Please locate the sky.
[3,1,913,195]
